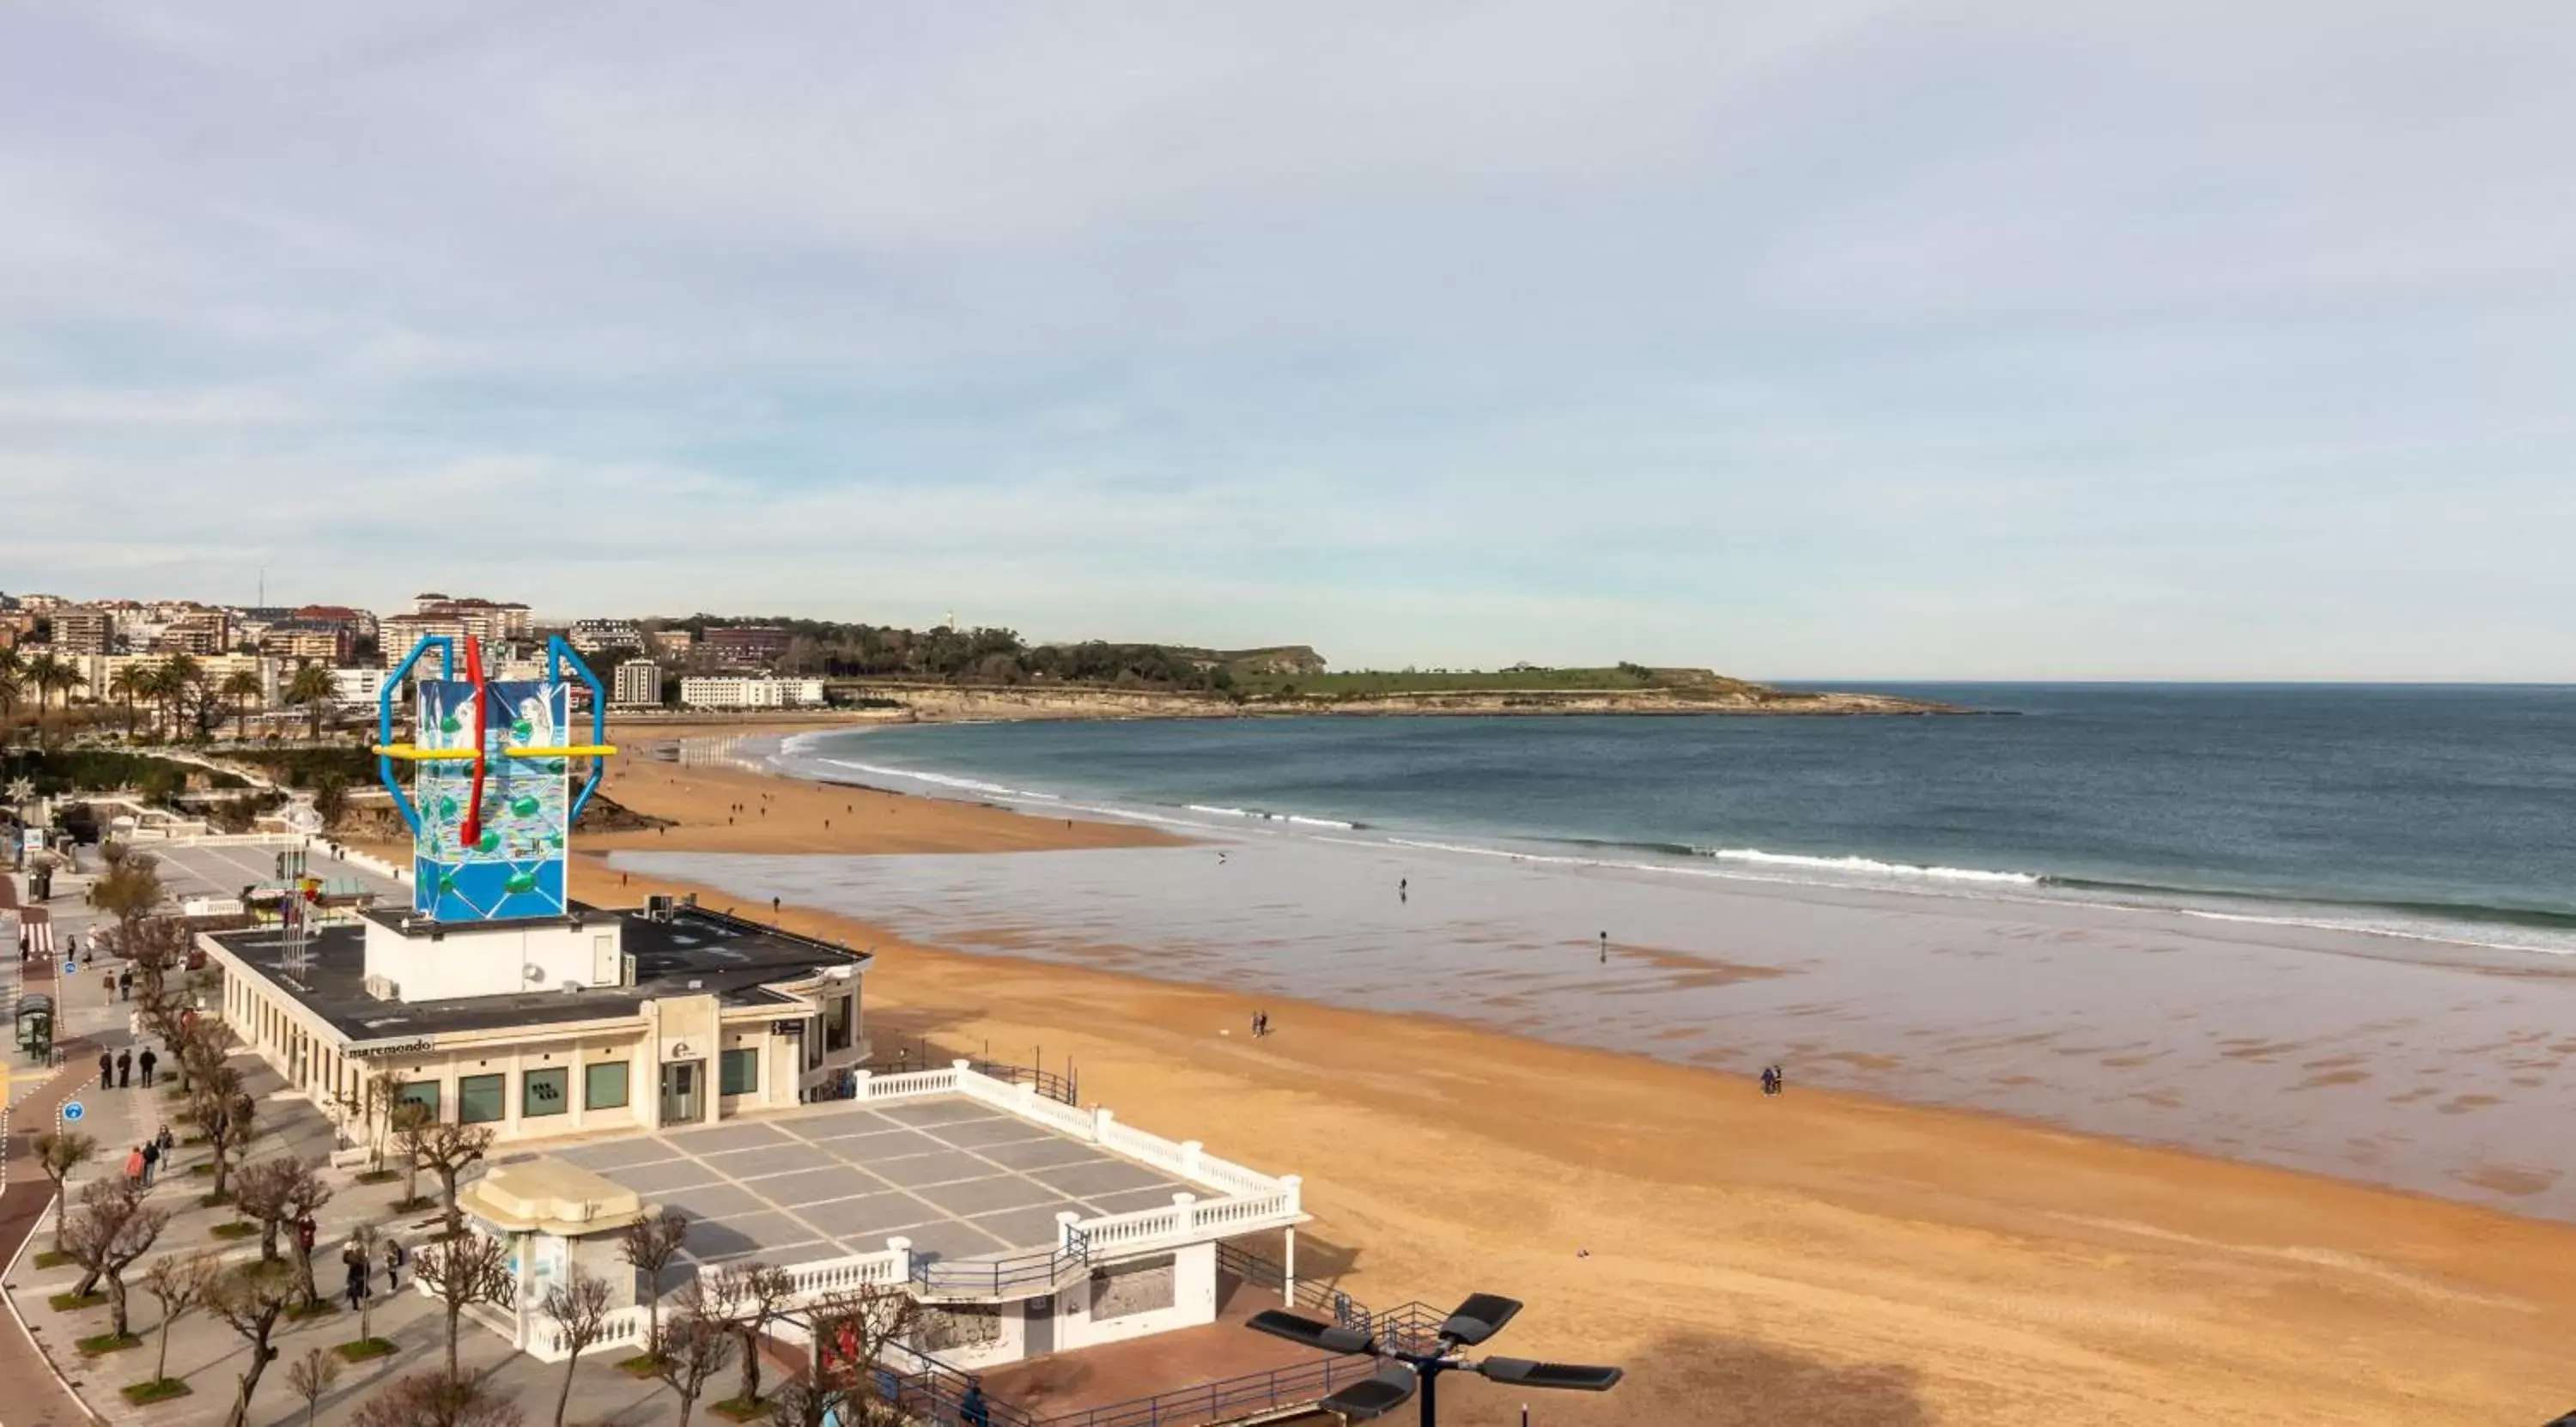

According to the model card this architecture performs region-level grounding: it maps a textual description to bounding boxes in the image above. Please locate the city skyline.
[4,3,2573,679]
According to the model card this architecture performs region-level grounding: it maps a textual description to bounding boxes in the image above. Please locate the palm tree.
[0,655,22,752]
[284,665,337,742]
[27,653,79,720]
[159,654,204,743]
[108,664,147,738]
[220,670,265,742]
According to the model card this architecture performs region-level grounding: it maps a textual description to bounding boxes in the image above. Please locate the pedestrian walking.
[343,1252,368,1311]
[959,1379,992,1427]
[156,1124,176,1153]
[142,1139,161,1187]
[384,1237,405,1291]
[117,1048,132,1088]
[1600,931,1608,964]
[118,966,133,1000]
[139,1047,158,1087]
[124,1145,145,1187]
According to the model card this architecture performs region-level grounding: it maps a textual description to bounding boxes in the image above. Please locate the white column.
[1172,1192,1197,1235]
[885,1236,914,1282]
[852,1068,873,1102]
[1282,1173,1303,1216]
[1091,1107,1115,1143]
[1055,1210,1084,1253]
[1179,1139,1204,1178]
[1284,1225,1297,1307]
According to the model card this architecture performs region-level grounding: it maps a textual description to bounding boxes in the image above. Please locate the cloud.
[2,1,2572,678]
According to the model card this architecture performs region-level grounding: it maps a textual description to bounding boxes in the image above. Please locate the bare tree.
[349,1370,527,1427]
[62,1177,169,1339]
[210,1260,299,1427]
[140,1250,222,1387]
[346,1222,386,1349]
[650,1276,738,1427]
[805,1281,926,1427]
[234,1157,336,1305]
[188,1063,258,1200]
[394,1115,493,1234]
[712,1260,798,1410]
[363,1071,404,1173]
[414,1231,514,1382]
[31,1129,96,1253]
[229,1157,295,1264]
[389,1101,434,1204]
[287,1345,343,1427]
[619,1209,690,1350]
[537,1266,615,1427]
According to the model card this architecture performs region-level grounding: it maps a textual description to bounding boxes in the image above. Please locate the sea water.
[770,683,2576,955]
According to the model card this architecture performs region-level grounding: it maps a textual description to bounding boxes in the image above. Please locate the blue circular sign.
[62,1101,85,1122]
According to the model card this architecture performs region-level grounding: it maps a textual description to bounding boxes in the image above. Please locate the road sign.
[62,1100,85,1122]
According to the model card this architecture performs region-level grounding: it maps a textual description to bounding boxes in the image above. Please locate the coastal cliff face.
[851,682,1951,722]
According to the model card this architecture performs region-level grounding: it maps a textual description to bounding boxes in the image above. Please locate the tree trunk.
[556,1348,581,1427]
[224,1329,276,1427]
[440,1171,464,1236]
[738,1326,762,1405]
[261,1218,281,1262]
[445,1296,464,1381]
[155,1319,173,1381]
[289,1234,317,1307]
[106,1272,131,1339]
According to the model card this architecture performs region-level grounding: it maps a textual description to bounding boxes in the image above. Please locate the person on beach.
[1400,877,1407,901]
[1600,931,1608,964]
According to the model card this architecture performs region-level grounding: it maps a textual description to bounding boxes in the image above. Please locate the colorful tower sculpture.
[373,635,616,923]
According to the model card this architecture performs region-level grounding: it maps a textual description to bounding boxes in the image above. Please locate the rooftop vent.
[361,975,401,1002]
[646,895,675,923]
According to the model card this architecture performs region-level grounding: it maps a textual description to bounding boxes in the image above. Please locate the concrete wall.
[364,918,619,1001]
[1051,1242,1218,1353]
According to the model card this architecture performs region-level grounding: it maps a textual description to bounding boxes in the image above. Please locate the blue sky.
[3,2,2572,679]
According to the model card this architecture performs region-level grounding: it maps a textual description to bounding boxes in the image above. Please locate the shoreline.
[556,726,2576,1424]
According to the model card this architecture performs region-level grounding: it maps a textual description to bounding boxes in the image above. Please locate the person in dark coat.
[141,1139,161,1187]
[138,1047,158,1087]
[99,1050,113,1085]
[117,1048,132,1088]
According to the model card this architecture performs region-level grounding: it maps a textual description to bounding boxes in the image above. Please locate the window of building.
[396,1080,440,1120]
[585,1061,629,1110]
[523,1067,568,1118]
[458,1073,506,1124]
[720,1047,759,1097]
[824,994,853,1052]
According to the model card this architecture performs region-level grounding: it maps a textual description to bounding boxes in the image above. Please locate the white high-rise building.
[613,660,663,707]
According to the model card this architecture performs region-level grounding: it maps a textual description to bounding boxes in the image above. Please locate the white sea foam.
[1696,847,2041,885]
[1185,804,1357,830]
[822,758,1059,802]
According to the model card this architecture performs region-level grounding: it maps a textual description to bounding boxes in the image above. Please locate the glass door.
[659,1060,704,1125]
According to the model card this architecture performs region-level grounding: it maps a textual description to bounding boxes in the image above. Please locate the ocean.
[617,684,2576,1217]
[766,683,2576,956]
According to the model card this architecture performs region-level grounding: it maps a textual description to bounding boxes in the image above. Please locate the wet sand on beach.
[557,726,2576,1424]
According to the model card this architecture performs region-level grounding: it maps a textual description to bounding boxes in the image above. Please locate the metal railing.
[868,1045,1078,1105]
[909,1230,1092,1301]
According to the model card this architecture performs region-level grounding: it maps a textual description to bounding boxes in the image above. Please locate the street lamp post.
[1247,1291,1622,1424]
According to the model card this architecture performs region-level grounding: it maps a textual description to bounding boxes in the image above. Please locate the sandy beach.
[561,724,2576,1425]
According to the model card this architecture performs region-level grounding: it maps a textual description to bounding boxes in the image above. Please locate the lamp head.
[1245,1309,1374,1357]
[1319,1366,1419,1419]
[1438,1292,1523,1347]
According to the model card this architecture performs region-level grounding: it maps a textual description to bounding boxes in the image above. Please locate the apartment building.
[568,618,644,655]
[48,606,115,655]
[702,624,791,668]
[677,676,824,710]
[612,659,664,707]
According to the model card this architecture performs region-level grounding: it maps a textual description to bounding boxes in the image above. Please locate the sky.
[3,3,2573,680]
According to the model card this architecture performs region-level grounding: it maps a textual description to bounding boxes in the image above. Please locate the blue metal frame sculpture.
[374,635,615,923]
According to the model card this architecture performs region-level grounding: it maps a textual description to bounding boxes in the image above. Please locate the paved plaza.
[553,1097,1189,1274]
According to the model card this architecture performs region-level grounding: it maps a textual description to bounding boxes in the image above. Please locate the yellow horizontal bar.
[372,745,479,762]
[505,744,617,757]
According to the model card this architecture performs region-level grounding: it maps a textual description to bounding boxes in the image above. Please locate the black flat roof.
[207,903,870,1044]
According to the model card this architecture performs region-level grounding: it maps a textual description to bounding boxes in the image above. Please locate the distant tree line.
[647,617,1242,693]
